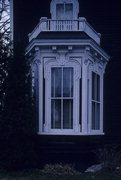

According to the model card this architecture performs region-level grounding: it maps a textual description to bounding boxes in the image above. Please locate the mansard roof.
[36,31,91,40]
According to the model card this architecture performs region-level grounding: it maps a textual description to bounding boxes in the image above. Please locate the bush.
[41,164,80,175]
[97,145,121,172]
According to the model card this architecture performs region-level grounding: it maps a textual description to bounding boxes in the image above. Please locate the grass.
[0,170,121,180]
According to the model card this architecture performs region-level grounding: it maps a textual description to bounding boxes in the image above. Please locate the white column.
[82,58,88,134]
[100,73,104,133]
[38,60,43,134]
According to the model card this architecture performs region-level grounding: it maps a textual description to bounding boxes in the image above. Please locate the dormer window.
[56,3,73,19]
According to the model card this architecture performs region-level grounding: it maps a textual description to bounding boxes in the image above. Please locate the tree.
[0,42,38,169]
[0,1,37,170]
[0,0,10,114]
[0,0,10,40]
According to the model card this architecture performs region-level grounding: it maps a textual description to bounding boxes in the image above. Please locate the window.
[51,67,73,129]
[56,3,73,19]
[91,72,100,130]
[35,56,104,135]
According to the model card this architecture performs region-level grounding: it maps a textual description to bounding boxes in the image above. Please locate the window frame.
[35,56,104,136]
[51,67,74,130]
[56,3,73,20]
[90,71,103,134]
[49,66,74,134]
[42,58,81,135]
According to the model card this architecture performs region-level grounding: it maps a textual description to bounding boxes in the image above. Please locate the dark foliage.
[0,42,38,170]
[1,43,36,135]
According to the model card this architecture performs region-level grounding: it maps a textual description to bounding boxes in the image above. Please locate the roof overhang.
[26,39,110,61]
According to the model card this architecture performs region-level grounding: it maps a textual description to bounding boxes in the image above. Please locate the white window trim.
[89,70,104,134]
[42,57,81,134]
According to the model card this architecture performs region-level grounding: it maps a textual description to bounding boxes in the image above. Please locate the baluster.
[66,20,67,30]
[58,20,59,31]
[59,21,62,31]
[56,20,58,31]
[67,20,68,30]
[56,20,57,31]
[68,20,70,31]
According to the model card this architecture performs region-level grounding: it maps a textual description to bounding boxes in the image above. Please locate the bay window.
[33,56,104,135]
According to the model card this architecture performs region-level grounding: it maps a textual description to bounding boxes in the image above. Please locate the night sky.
[13,0,121,138]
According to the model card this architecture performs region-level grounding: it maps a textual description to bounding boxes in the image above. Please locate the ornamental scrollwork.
[33,59,42,65]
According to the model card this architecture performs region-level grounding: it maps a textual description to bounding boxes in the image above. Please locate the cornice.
[26,39,110,62]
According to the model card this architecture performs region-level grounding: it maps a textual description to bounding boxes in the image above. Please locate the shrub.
[41,163,79,175]
[97,145,121,172]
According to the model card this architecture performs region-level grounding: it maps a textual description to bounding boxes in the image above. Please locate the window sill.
[37,132,104,136]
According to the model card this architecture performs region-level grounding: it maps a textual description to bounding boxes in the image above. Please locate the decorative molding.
[68,46,73,51]
[33,47,42,64]
[69,57,82,66]
[52,46,57,51]
[84,59,89,65]
[33,59,42,65]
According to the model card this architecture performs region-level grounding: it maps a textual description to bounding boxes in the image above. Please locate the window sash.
[51,67,73,129]
[91,72,101,130]
[56,3,73,19]
[92,72,100,101]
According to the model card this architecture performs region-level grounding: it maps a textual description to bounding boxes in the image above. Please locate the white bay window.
[27,0,109,136]
[32,57,105,135]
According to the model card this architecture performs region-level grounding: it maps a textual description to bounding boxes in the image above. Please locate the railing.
[46,20,78,31]
[28,17,101,44]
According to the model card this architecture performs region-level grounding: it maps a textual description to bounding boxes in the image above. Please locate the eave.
[26,39,110,62]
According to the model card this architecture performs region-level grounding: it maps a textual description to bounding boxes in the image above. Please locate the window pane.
[63,100,73,129]
[92,72,96,100]
[95,103,100,130]
[92,102,100,130]
[92,102,95,129]
[51,68,62,97]
[51,100,61,129]
[97,75,100,101]
[56,4,64,19]
[63,68,73,97]
[65,4,73,19]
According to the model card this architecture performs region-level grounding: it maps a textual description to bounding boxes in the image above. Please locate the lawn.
[1,170,121,180]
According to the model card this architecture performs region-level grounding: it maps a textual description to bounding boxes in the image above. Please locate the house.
[10,0,121,166]
[24,0,110,163]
